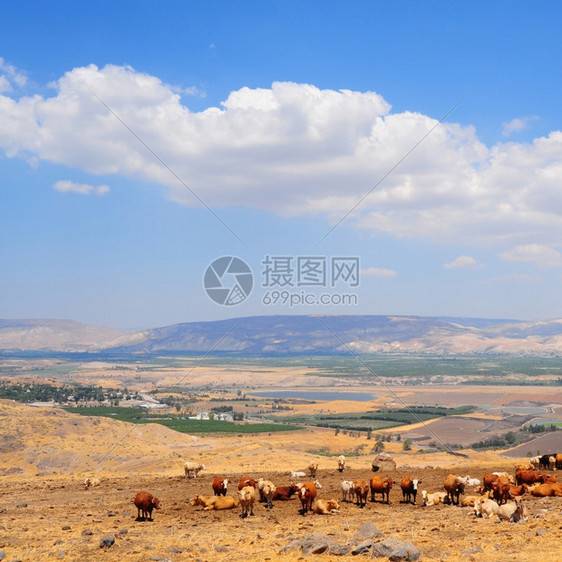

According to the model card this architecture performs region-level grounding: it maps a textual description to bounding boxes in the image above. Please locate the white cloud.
[502,116,538,137]
[0,62,561,249]
[498,244,562,268]
[0,57,27,91]
[444,255,481,269]
[53,180,110,196]
[0,76,11,93]
[171,84,206,98]
[360,267,397,277]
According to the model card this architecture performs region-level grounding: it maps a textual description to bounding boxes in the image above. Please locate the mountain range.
[2,315,562,355]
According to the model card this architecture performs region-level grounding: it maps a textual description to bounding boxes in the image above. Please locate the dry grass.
[1,383,561,561]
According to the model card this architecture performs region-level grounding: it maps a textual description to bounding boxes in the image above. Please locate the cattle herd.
[105,452,562,524]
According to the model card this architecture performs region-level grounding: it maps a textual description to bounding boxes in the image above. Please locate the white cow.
[184,461,206,478]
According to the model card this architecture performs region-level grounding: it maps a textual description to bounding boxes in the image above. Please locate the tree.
[335,427,340,436]
[402,439,412,451]
[374,440,385,452]
[505,432,516,444]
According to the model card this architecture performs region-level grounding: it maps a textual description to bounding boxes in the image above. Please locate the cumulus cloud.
[360,267,397,277]
[498,244,562,268]
[444,255,481,269]
[53,180,110,196]
[0,62,561,249]
[502,116,538,137]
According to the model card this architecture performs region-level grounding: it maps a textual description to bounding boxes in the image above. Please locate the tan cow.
[313,498,340,514]
[238,486,256,518]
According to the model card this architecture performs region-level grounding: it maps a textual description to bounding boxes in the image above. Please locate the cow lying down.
[312,499,340,515]
[191,494,239,510]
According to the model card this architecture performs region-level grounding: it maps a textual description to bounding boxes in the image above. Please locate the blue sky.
[1,1,562,330]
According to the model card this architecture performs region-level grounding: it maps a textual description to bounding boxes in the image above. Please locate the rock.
[536,529,548,536]
[355,521,384,541]
[116,528,128,537]
[352,539,374,555]
[107,510,117,517]
[371,538,421,560]
[461,546,484,555]
[16,502,27,508]
[371,453,397,472]
[330,543,352,556]
[280,539,301,554]
[301,532,339,555]
[81,529,93,536]
[57,550,65,559]
[99,535,115,549]
[0,550,5,560]
[214,545,228,553]
[61,526,71,531]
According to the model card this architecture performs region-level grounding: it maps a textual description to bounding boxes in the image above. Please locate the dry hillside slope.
[1,401,561,561]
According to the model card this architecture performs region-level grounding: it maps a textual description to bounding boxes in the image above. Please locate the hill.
[3,314,562,355]
[0,400,561,561]
[0,319,127,352]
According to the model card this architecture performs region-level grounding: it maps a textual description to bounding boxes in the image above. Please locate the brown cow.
[482,473,500,493]
[272,484,300,501]
[400,476,421,505]
[238,477,257,490]
[370,475,393,504]
[443,474,464,506]
[212,477,229,496]
[298,481,317,515]
[354,478,369,508]
[134,491,160,521]
[556,454,562,470]
[491,476,511,505]
[515,469,556,486]
[508,484,528,497]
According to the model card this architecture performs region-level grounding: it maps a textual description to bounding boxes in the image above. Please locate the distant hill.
[502,432,562,458]
[3,314,562,355]
[0,319,127,352]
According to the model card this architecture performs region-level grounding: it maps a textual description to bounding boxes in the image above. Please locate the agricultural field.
[63,406,302,434]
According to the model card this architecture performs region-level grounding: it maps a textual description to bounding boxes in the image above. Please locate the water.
[248,390,375,402]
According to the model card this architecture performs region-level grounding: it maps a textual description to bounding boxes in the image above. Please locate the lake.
[249,390,375,402]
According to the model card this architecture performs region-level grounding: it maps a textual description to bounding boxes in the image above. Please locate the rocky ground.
[1,465,561,561]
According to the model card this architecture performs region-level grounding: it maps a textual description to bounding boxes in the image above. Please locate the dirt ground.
[1,464,561,562]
